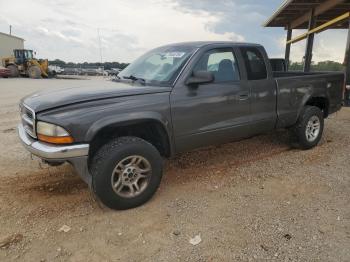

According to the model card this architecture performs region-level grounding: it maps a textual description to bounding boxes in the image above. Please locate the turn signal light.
[38,134,74,144]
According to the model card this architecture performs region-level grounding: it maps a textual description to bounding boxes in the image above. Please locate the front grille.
[20,104,36,138]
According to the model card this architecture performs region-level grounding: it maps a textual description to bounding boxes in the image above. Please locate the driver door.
[170,47,251,153]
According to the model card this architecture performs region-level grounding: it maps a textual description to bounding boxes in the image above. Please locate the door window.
[193,48,240,82]
[241,47,267,80]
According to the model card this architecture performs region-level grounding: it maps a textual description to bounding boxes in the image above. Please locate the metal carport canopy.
[263,0,350,105]
[264,0,350,29]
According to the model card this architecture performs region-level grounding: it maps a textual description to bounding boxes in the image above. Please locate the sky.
[0,0,347,63]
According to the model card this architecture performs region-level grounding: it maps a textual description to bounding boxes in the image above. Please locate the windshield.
[25,50,33,59]
[118,45,197,86]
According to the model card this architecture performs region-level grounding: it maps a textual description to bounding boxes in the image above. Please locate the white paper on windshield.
[162,52,185,58]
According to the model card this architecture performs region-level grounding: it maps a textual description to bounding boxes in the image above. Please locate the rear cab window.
[240,47,267,80]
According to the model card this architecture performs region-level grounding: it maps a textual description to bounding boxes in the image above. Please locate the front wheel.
[27,65,42,79]
[292,106,324,149]
[91,136,163,210]
[6,65,19,77]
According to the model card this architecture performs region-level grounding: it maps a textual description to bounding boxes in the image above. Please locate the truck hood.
[21,80,171,112]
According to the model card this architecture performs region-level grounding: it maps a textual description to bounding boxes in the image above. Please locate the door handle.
[238,92,249,100]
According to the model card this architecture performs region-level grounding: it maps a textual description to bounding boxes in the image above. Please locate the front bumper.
[18,123,89,160]
[18,124,92,186]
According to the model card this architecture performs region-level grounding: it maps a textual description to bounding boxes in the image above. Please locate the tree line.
[49,59,129,70]
[289,60,344,71]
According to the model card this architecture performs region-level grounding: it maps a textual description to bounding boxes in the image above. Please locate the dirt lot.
[0,77,349,261]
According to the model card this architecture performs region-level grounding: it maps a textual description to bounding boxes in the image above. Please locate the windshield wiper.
[122,75,146,84]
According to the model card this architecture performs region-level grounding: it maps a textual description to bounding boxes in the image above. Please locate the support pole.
[344,18,350,106]
[304,9,316,72]
[285,27,292,70]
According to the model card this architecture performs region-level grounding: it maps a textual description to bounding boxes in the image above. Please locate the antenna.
[97,28,103,63]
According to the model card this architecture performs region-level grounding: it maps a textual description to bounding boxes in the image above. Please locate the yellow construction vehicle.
[1,49,49,78]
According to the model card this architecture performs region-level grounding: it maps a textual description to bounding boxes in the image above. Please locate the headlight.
[36,121,74,144]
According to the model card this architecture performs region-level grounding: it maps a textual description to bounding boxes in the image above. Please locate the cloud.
[169,0,261,36]
[169,0,286,58]
[277,29,348,63]
[174,0,347,63]
[35,26,84,44]
[0,0,347,63]
[0,0,246,62]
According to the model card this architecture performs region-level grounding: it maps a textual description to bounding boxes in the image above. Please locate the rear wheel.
[292,106,324,149]
[27,65,42,79]
[6,65,19,77]
[91,136,163,210]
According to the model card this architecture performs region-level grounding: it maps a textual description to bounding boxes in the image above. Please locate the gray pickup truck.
[18,41,344,210]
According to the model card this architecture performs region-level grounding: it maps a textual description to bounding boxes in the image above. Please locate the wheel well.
[306,97,329,118]
[89,120,171,161]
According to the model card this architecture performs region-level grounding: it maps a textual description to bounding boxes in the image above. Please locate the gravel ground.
[0,77,349,262]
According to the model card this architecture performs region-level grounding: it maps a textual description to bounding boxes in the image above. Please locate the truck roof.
[161,41,262,48]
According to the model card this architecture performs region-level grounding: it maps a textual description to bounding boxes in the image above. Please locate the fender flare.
[296,92,329,120]
[84,111,174,153]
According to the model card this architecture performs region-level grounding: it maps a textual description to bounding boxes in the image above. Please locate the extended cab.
[18,42,344,210]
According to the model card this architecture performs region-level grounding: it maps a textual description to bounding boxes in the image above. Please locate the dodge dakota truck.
[18,41,344,210]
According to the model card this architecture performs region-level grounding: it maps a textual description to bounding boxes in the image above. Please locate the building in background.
[0,32,24,58]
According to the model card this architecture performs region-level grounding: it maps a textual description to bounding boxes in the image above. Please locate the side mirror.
[186,71,214,86]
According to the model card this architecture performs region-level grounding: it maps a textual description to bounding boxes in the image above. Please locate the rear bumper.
[18,123,89,160]
[329,102,343,115]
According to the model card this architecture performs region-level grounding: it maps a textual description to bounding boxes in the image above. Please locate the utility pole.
[9,25,12,35]
[97,28,103,63]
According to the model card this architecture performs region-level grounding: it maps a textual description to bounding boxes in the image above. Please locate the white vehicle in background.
[48,65,64,75]
[106,68,122,76]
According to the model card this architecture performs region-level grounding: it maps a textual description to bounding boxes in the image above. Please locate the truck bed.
[273,71,344,128]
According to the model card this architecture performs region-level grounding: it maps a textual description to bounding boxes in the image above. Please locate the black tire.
[28,65,42,79]
[91,136,163,210]
[48,71,57,78]
[292,106,324,150]
[6,65,19,77]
